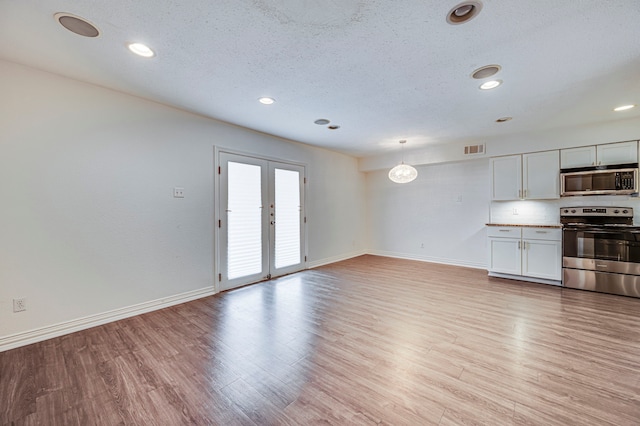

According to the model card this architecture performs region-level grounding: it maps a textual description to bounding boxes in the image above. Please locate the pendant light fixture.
[388,140,418,183]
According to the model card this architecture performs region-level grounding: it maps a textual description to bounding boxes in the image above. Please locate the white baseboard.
[308,250,367,269]
[0,252,486,352]
[0,287,215,352]
[488,271,562,286]
[366,250,487,270]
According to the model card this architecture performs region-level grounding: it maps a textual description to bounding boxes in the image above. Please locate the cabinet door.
[596,141,638,166]
[523,150,559,199]
[490,155,522,200]
[522,239,561,280]
[560,146,596,168]
[489,238,522,275]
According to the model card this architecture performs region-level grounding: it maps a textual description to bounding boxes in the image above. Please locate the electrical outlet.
[173,187,184,198]
[513,208,519,215]
[13,298,26,312]
[420,243,425,248]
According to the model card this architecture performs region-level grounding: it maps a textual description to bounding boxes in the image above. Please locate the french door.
[218,152,306,291]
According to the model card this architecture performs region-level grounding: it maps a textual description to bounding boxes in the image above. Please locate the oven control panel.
[560,207,633,217]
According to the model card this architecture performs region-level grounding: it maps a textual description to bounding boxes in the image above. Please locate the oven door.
[563,227,640,274]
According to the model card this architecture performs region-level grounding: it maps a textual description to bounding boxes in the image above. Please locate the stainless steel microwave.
[560,164,639,196]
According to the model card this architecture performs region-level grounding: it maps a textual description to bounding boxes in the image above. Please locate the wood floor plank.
[222,378,295,426]
[2,255,640,425]
[0,345,38,423]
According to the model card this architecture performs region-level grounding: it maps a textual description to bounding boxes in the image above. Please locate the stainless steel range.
[561,207,640,298]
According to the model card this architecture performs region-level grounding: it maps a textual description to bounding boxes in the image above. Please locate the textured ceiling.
[1,0,639,157]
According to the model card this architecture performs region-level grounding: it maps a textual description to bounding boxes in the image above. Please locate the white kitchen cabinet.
[522,151,560,199]
[560,146,596,169]
[522,227,562,281]
[489,237,522,275]
[490,151,559,200]
[597,141,638,166]
[488,226,522,275]
[490,155,521,200]
[561,141,638,168]
[488,226,562,284]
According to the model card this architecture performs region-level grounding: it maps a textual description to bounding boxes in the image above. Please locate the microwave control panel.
[615,172,635,190]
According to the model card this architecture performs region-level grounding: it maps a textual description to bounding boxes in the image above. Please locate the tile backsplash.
[490,195,640,225]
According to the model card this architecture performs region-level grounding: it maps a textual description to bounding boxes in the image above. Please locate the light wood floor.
[2,255,640,425]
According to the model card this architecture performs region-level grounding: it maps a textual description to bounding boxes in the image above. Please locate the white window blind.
[274,168,301,269]
[227,162,263,279]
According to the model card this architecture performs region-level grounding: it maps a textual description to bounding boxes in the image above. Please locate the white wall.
[366,159,489,269]
[0,60,366,346]
[359,116,640,172]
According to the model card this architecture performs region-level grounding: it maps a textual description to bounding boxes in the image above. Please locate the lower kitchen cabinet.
[488,231,522,275]
[488,226,562,285]
[522,238,562,280]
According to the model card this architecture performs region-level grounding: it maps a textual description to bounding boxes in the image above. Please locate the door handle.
[270,221,275,225]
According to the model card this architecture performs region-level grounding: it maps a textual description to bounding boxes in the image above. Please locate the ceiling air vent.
[55,13,100,37]
[471,65,501,79]
[464,144,485,155]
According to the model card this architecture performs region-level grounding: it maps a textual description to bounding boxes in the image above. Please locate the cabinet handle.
[499,229,511,232]
[535,230,548,233]
[523,189,527,198]
[518,189,522,198]
[518,241,521,249]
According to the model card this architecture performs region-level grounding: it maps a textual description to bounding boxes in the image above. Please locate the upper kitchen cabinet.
[490,155,521,200]
[491,151,560,201]
[597,141,638,166]
[522,151,560,199]
[560,146,596,169]
[561,141,638,168]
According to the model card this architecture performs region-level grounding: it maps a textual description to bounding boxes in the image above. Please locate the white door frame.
[213,146,308,293]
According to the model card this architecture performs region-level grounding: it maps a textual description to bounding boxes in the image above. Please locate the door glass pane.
[227,162,262,279]
[274,168,300,269]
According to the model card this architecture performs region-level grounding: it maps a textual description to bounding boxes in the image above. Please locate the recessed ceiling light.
[258,97,275,105]
[128,43,155,58]
[496,117,512,123]
[54,13,100,37]
[471,65,501,79]
[613,104,636,112]
[327,125,340,130]
[480,80,502,90]
[446,2,483,25]
[314,119,330,125]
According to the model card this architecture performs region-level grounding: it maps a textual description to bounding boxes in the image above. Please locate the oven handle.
[564,228,640,234]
